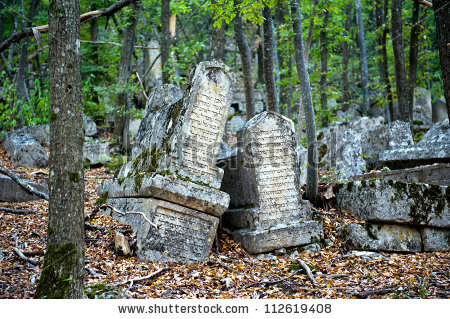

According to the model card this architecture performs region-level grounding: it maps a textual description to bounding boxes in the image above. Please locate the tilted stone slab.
[353,164,450,186]
[0,174,48,202]
[118,61,236,189]
[99,174,229,217]
[338,223,422,253]
[337,179,449,228]
[230,220,323,254]
[1,131,48,168]
[83,140,111,165]
[420,227,450,252]
[105,197,219,263]
[380,119,450,169]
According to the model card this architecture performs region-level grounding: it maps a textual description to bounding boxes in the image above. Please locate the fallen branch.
[13,247,39,265]
[315,273,350,279]
[205,259,237,273]
[354,286,397,298]
[22,249,43,257]
[87,267,102,278]
[0,0,140,53]
[294,259,318,286]
[99,204,159,230]
[85,222,108,232]
[0,207,39,215]
[114,266,170,286]
[0,167,49,201]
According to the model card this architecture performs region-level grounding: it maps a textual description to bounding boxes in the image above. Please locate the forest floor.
[0,145,449,299]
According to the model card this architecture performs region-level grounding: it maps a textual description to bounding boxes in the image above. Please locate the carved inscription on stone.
[177,68,232,186]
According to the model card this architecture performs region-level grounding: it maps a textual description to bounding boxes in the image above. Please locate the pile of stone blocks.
[99,61,236,263]
[219,111,323,254]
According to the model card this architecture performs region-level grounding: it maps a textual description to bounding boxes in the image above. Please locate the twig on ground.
[87,267,102,278]
[13,247,39,265]
[114,267,170,287]
[294,258,318,286]
[99,204,159,229]
[0,167,49,201]
[85,222,108,232]
[354,286,397,298]
[0,207,39,215]
[205,259,237,273]
[315,273,350,278]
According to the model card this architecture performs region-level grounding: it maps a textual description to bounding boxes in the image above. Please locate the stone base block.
[99,174,230,217]
[421,228,450,252]
[230,220,323,254]
[338,223,422,253]
[106,198,219,263]
[0,174,48,202]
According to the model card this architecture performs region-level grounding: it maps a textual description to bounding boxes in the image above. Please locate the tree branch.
[0,0,141,53]
[0,207,39,215]
[417,0,433,8]
[13,247,39,265]
[294,259,318,286]
[0,167,49,201]
[113,266,170,286]
[99,204,159,229]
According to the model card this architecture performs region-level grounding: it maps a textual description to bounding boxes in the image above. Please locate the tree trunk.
[161,0,171,84]
[433,0,450,120]
[407,0,420,120]
[257,26,264,85]
[262,6,279,113]
[290,0,318,205]
[304,0,318,66]
[276,4,292,118]
[342,2,351,111]
[375,0,394,121]
[89,4,100,105]
[355,0,370,114]
[320,10,329,127]
[210,0,226,61]
[113,3,140,153]
[391,0,409,123]
[34,0,84,299]
[234,11,255,120]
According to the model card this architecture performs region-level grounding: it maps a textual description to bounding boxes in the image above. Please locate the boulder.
[83,140,111,165]
[19,125,50,147]
[0,174,48,202]
[83,114,97,137]
[1,131,48,168]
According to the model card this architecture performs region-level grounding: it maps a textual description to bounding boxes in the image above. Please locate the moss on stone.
[34,243,78,299]
[69,172,79,183]
[346,181,354,192]
[95,191,109,206]
[318,144,328,162]
[364,222,378,240]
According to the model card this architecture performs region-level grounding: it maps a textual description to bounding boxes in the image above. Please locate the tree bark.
[276,4,292,118]
[375,0,394,121]
[407,0,420,120]
[34,0,84,299]
[433,0,450,120]
[355,0,370,114]
[304,0,318,66]
[392,0,410,122]
[262,6,279,113]
[210,0,226,61]
[257,26,264,86]
[320,10,329,127]
[114,3,140,153]
[290,0,318,205]
[342,2,351,111]
[161,0,171,84]
[234,9,255,120]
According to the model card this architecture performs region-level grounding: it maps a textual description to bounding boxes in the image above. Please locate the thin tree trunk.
[342,2,351,111]
[291,0,318,205]
[262,6,279,112]
[234,9,255,120]
[355,0,370,114]
[113,3,140,153]
[433,0,450,120]
[276,4,291,117]
[161,0,171,84]
[408,0,420,120]
[210,0,226,61]
[392,0,410,122]
[34,0,84,299]
[304,0,318,66]
[89,4,100,105]
[320,10,329,127]
[257,26,264,86]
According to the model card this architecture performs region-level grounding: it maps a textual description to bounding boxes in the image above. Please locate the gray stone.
[353,164,450,186]
[295,145,307,186]
[99,173,229,217]
[83,140,111,165]
[380,119,450,169]
[361,121,414,170]
[118,61,236,189]
[221,111,322,253]
[338,223,422,253]
[225,115,246,134]
[413,88,432,125]
[302,243,322,254]
[337,179,449,228]
[129,118,142,138]
[19,125,50,147]
[432,98,447,123]
[106,197,219,263]
[0,174,48,202]
[85,284,129,299]
[335,129,366,179]
[144,40,162,88]
[83,114,97,137]
[232,88,265,114]
[420,228,450,252]
[230,220,323,254]
[1,131,48,168]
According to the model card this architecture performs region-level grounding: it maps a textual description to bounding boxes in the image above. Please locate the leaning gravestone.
[1,130,48,168]
[220,111,323,254]
[99,61,235,263]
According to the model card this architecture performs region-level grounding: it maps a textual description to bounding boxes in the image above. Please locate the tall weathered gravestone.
[99,61,235,263]
[219,112,323,254]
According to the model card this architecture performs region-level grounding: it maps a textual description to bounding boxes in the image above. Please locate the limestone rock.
[128,118,142,138]
[432,98,447,123]
[1,131,48,168]
[83,114,97,137]
[83,140,111,165]
[225,115,246,134]
[295,145,307,186]
[338,223,422,253]
[337,179,449,228]
[413,88,432,125]
[106,198,219,263]
[0,174,48,202]
[19,125,50,147]
[420,228,450,252]
[335,129,366,179]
